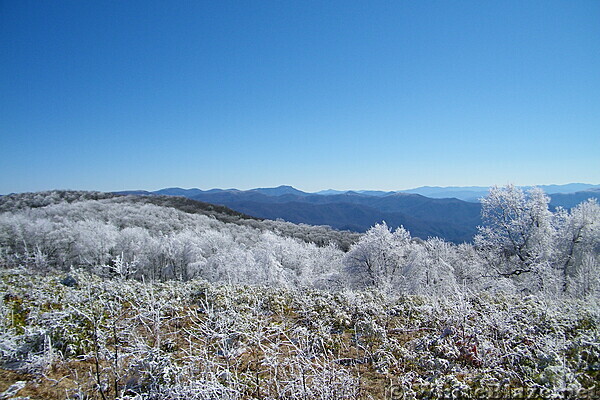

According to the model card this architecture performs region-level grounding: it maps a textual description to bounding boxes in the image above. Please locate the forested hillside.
[118,185,600,243]
[0,186,599,399]
[118,187,482,243]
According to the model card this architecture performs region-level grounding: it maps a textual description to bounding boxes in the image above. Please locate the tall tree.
[475,185,554,281]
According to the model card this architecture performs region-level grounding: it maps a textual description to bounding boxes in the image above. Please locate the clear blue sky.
[1,1,599,194]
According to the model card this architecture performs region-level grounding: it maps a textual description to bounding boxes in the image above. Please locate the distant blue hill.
[117,186,481,243]
[114,184,599,243]
[315,189,347,195]
[549,189,600,209]
[314,183,600,202]
[402,183,600,202]
[154,188,207,197]
[315,189,396,197]
[251,185,310,196]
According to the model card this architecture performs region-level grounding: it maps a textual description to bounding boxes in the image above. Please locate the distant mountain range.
[115,184,600,243]
[318,183,600,202]
[548,188,600,209]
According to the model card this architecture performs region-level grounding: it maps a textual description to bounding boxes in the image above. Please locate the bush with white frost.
[0,188,598,399]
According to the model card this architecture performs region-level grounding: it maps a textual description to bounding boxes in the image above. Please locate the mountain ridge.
[114,184,600,243]
[119,182,600,200]
[116,187,482,243]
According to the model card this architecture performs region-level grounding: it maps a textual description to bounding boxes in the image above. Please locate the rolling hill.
[117,186,482,243]
[115,184,599,243]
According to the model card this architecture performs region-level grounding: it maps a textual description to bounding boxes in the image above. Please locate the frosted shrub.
[0,190,598,399]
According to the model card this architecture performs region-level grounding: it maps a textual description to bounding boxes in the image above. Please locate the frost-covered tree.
[452,243,486,291]
[404,237,459,296]
[554,199,600,295]
[73,220,119,267]
[344,222,411,291]
[475,185,554,283]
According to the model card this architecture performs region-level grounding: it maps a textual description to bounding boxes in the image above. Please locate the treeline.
[0,191,359,251]
[346,185,599,297]
[0,194,346,288]
[0,186,598,298]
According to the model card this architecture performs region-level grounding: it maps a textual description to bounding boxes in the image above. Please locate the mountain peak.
[251,185,308,196]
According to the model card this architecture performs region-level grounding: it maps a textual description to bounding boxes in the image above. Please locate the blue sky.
[1,1,599,194]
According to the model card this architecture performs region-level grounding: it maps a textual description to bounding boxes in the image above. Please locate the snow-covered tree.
[404,237,459,296]
[343,222,411,291]
[475,185,554,284]
[554,199,600,295]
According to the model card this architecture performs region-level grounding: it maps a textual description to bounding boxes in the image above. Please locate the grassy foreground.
[1,269,599,399]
